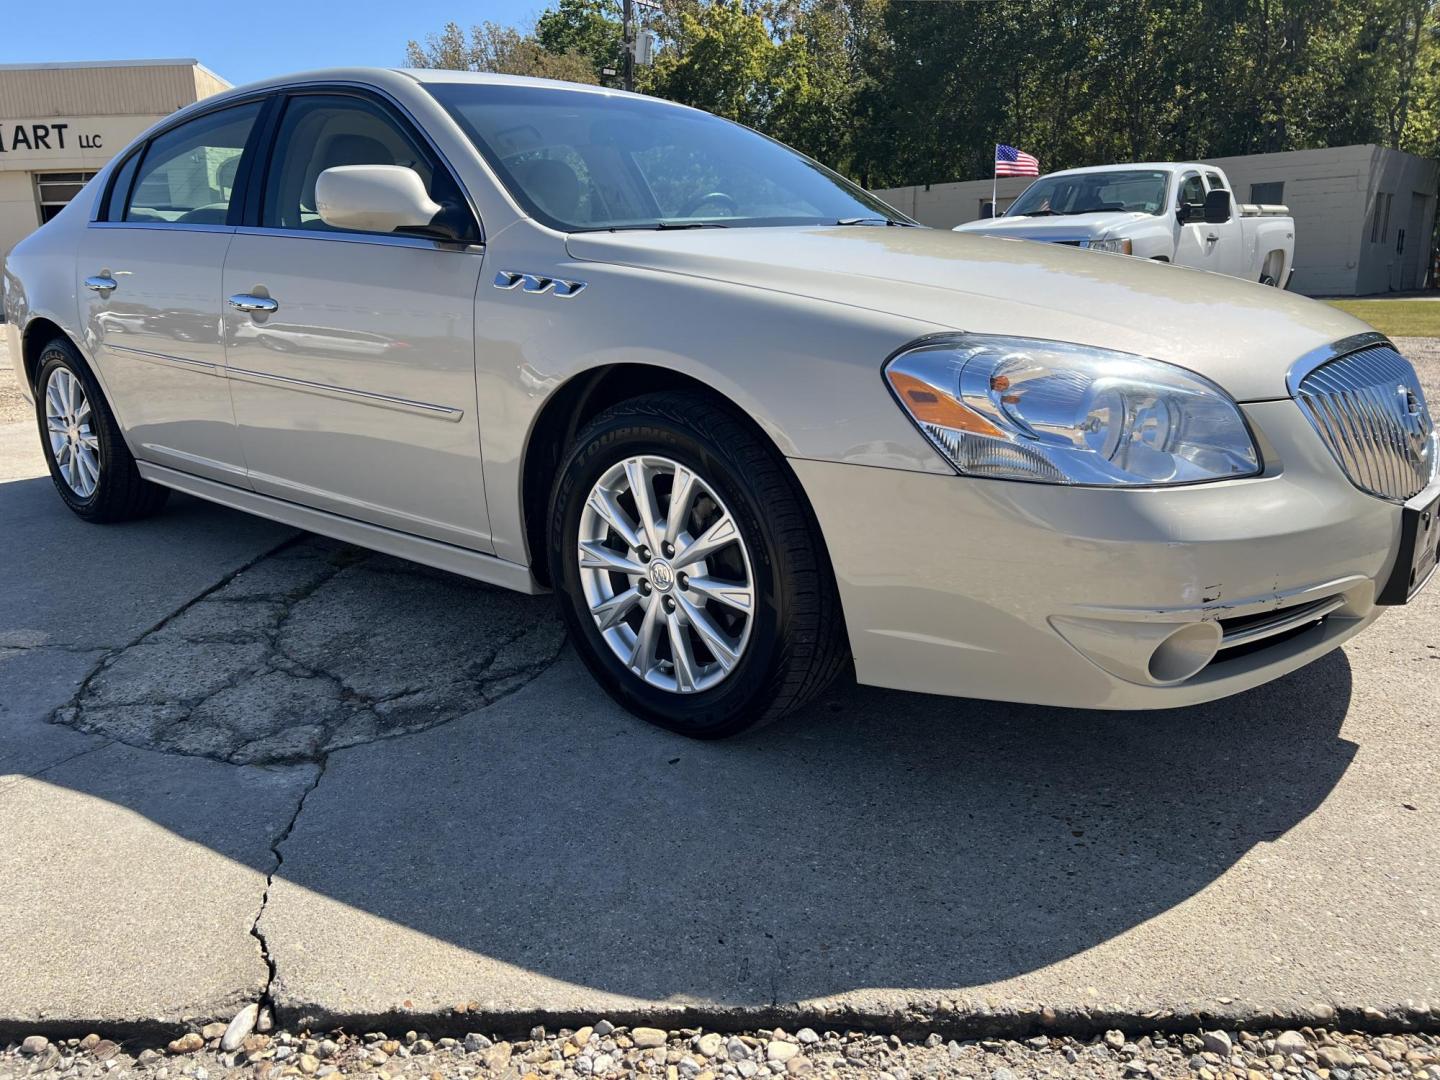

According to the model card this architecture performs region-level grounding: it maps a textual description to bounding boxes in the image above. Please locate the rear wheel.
[548,391,849,737]
[35,337,169,523]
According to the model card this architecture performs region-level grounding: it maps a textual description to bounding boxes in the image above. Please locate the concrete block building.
[0,59,229,266]
[874,145,1438,296]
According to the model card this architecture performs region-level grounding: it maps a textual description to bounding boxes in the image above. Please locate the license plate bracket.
[1378,485,1440,605]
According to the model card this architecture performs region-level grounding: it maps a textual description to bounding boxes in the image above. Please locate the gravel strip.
[0,335,29,425]
[3,1023,1439,1080]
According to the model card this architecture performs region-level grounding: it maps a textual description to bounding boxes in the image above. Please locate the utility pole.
[623,0,634,92]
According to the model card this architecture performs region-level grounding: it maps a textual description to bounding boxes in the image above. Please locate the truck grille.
[1294,342,1436,502]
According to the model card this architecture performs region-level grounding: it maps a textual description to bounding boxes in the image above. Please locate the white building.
[0,59,230,267]
[874,145,1437,296]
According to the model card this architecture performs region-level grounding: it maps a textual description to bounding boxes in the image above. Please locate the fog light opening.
[1147,622,1221,683]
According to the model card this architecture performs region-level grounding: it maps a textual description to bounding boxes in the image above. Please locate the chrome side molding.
[227,366,465,422]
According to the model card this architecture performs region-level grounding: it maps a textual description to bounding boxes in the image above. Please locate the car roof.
[208,65,657,104]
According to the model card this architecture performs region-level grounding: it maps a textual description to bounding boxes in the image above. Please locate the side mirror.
[316,165,445,235]
[1203,188,1232,225]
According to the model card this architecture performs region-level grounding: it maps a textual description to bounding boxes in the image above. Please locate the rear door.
[76,100,266,484]
[221,88,491,550]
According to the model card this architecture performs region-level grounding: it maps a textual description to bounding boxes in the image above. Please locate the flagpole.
[992,145,998,217]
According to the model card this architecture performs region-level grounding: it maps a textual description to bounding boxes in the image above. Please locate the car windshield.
[425,82,910,232]
[1006,170,1170,217]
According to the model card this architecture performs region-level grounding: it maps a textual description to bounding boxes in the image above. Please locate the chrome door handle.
[84,275,118,294]
[228,294,278,314]
[1205,233,1219,242]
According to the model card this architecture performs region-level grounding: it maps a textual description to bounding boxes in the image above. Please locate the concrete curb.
[5,997,1435,1045]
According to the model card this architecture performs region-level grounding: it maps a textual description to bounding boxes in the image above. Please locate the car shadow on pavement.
[252,642,1357,1017]
[1,471,1359,1017]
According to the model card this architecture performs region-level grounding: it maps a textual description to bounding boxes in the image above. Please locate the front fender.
[475,255,950,564]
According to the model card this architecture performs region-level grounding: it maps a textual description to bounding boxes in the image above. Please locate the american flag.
[995,144,1040,177]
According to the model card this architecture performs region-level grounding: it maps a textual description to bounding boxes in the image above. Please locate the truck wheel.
[34,336,170,523]
[548,391,849,737]
[1260,274,1278,287]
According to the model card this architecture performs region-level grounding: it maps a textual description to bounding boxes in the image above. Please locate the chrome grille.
[1293,342,1436,501]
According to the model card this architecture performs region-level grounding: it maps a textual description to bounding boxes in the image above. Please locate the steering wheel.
[679,191,738,217]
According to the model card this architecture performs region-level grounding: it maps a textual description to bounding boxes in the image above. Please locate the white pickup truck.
[954,163,1295,287]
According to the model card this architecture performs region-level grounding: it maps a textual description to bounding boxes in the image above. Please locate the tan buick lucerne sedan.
[5,69,1437,737]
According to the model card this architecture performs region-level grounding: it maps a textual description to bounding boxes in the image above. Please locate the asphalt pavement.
[1,334,1436,1040]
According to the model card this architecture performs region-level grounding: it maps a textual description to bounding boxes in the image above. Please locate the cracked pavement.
[53,537,563,765]
[2,334,1439,1042]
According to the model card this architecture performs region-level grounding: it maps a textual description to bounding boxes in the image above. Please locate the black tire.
[34,336,170,523]
[1260,273,1278,287]
[548,391,849,738]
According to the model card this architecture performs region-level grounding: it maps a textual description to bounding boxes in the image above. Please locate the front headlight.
[885,334,1261,486]
[1087,237,1133,255]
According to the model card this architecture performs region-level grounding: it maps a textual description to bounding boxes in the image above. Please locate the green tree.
[646,1,788,127]
[536,0,627,81]
[410,0,1440,188]
[405,20,598,83]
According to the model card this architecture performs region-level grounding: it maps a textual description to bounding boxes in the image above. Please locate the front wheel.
[548,392,849,737]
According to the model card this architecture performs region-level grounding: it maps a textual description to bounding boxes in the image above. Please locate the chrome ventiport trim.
[493,270,587,297]
[226,366,465,422]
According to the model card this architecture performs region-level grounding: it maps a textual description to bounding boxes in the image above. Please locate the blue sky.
[0,0,533,86]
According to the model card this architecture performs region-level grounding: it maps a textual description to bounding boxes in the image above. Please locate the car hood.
[566,225,1365,401]
[952,211,1153,241]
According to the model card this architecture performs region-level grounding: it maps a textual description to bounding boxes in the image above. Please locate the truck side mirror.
[1203,188,1232,225]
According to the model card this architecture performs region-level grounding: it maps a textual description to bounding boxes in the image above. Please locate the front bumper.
[792,399,1406,710]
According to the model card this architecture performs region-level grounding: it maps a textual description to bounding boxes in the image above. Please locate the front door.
[1201,171,1246,278]
[221,91,490,550]
[1173,170,1227,274]
[76,101,263,485]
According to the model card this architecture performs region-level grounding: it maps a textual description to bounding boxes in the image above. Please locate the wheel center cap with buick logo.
[649,560,676,592]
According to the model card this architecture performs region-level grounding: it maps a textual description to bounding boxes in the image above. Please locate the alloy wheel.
[45,367,100,499]
[577,454,755,693]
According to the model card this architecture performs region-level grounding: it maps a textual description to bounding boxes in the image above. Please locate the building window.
[1371,192,1393,244]
[1250,181,1284,205]
[34,172,98,224]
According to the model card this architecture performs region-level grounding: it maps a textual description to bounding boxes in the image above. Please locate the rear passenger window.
[125,102,260,226]
[262,94,458,234]
[103,152,141,221]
